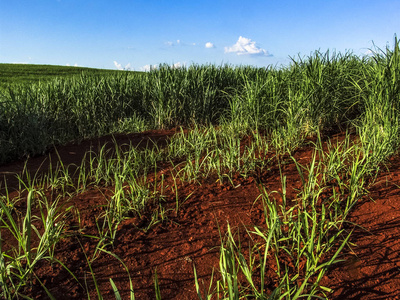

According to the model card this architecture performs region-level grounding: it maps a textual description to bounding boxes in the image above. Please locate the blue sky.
[1,0,399,70]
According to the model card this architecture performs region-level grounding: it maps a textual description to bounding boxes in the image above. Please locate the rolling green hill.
[0,63,132,90]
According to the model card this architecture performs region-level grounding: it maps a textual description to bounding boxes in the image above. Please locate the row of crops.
[0,39,399,165]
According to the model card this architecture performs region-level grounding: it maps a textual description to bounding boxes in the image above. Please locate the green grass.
[2,38,399,165]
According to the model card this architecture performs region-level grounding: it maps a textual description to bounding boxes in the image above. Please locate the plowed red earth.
[1,129,400,299]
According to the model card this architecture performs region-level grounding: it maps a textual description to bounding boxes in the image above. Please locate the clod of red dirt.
[2,130,400,299]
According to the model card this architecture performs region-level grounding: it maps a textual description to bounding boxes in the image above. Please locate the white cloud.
[172,62,186,69]
[114,61,131,70]
[114,61,123,70]
[205,42,215,48]
[140,64,158,72]
[165,40,197,47]
[225,36,271,56]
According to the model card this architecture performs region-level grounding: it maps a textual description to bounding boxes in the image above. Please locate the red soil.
[1,130,400,299]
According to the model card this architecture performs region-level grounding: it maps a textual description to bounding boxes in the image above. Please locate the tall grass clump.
[354,36,400,164]
[141,64,234,127]
[1,37,400,165]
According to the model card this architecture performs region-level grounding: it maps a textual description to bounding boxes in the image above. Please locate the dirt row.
[1,130,400,299]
